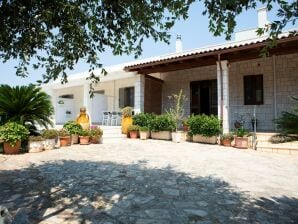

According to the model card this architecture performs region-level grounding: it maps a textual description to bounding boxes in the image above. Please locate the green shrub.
[269,134,298,144]
[188,114,221,137]
[90,126,103,136]
[122,107,133,118]
[42,129,58,139]
[150,114,176,132]
[29,136,44,141]
[234,127,248,137]
[63,121,83,135]
[0,122,29,146]
[274,96,298,134]
[139,126,149,132]
[133,113,155,128]
[128,125,139,132]
[58,129,70,137]
[220,133,234,141]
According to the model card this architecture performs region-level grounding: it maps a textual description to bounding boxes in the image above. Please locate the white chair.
[102,111,110,126]
[110,112,118,126]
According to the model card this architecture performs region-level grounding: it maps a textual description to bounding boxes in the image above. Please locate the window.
[244,75,264,105]
[119,87,134,108]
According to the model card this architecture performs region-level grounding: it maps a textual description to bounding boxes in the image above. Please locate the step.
[257,141,298,155]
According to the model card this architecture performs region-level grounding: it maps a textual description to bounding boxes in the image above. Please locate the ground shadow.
[0,160,297,223]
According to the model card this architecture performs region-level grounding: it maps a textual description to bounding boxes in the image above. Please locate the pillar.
[217,60,230,133]
[134,74,145,113]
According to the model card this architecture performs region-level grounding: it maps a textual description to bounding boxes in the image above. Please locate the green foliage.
[166,89,186,131]
[90,126,103,136]
[122,107,133,118]
[79,129,91,136]
[139,126,149,132]
[0,85,54,131]
[63,121,83,135]
[220,133,234,141]
[58,129,70,137]
[234,127,248,137]
[0,0,193,91]
[150,114,176,132]
[0,122,29,146]
[269,134,298,144]
[29,136,44,142]
[274,96,298,134]
[128,125,139,132]
[42,129,58,139]
[188,114,221,137]
[133,113,155,129]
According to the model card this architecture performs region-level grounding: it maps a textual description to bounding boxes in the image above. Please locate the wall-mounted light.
[58,100,64,105]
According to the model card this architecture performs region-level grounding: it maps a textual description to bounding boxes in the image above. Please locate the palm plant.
[0,84,54,131]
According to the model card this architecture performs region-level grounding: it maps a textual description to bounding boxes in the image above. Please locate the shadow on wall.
[0,160,297,223]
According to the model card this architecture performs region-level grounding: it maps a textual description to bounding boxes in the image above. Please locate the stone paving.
[1,131,298,223]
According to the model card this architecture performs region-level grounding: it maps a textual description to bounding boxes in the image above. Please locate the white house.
[43,8,298,133]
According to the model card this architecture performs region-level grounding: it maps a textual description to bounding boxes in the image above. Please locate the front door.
[190,80,217,115]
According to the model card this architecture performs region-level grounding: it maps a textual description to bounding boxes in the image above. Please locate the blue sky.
[0,1,296,85]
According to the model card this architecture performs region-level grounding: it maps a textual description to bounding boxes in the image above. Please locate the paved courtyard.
[1,130,298,223]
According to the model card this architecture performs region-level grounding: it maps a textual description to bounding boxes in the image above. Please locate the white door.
[56,98,75,124]
[91,93,108,124]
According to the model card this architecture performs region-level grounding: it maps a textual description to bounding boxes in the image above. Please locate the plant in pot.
[128,125,139,139]
[63,121,83,144]
[220,133,234,147]
[133,113,155,138]
[139,126,149,140]
[58,129,71,147]
[79,129,90,145]
[90,126,103,144]
[0,122,29,154]
[188,115,220,144]
[150,114,176,140]
[121,106,133,135]
[28,136,44,153]
[42,129,58,150]
[234,127,249,149]
[166,89,186,143]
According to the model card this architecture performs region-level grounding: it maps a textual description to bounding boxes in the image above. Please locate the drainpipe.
[218,54,224,130]
[273,55,277,131]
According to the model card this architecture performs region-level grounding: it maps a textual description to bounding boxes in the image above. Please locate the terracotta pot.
[221,139,232,147]
[60,136,70,147]
[3,141,21,154]
[90,135,102,144]
[151,131,172,140]
[121,117,133,134]
[234,137,248,149]
[28,141,44,153]
[192,134,218,144]
[44,138,56,150]
[67,135,72,145]
[79,136,90,145]
[139,131,148,140]
[71,134,79,144]
[130,131,138,139]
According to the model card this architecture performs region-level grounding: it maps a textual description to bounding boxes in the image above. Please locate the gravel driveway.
[1,131,298,223]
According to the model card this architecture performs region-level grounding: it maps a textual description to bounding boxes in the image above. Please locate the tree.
[0,0,296,87]
[0,85,54,131]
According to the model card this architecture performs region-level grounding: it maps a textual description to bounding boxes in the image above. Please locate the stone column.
[217,60,229,133]
[134,74,145,113]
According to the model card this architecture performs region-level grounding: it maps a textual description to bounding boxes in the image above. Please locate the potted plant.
[0,122,29,154]
[90,126,103,144]
[28,136,44,153]
[63,121,83,144]
[188,115,220,144]
[220,133,234,147]
[42,129,58,150]
[166,89,186,143]
[234,127,249,149]
[182,118,189,132]
[79,129,90,145]
[121,107,133,134]
[128,125,139,139]
[133,113,155,138]
[139,126,149,140]
[150,114,176,140]
[58,129,71,147]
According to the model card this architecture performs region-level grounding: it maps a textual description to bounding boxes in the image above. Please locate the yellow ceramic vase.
[121,117,133,134]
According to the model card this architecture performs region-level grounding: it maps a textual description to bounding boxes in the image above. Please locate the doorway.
[190,80,217,115]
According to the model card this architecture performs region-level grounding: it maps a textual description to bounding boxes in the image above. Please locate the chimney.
[175,35,183,53]
[257,7,268,28]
